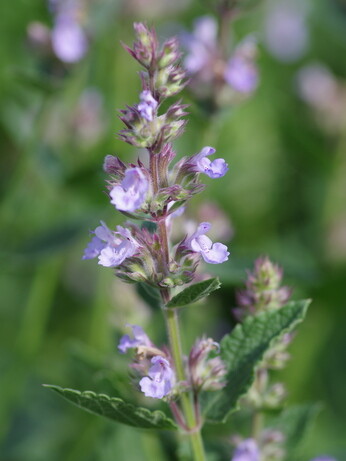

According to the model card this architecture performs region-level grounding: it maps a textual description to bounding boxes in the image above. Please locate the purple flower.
[224,37,258,94]
[231,439,260,461]
[139,356,175,399]
[192,146,228,178]
[137,90,158,121]
[225,56,258,93]
[265,0,309,63]
[51,17,88,63]
[184,16,218,75]
[118,324,151,353]
[83,222,139,267]
[110,167,149,212]
[188,222,229,264]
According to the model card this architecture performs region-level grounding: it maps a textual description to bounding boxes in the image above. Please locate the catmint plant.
[45,21,336,461]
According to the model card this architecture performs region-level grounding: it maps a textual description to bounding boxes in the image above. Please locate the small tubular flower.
[224,38,258,94]
[118,324,152,353]
[137,90,158,121]
[184,16,218,75]
[192,146,228,178]
[83,222,139,267]
[188,222,230,264]
[224,56,258,94]
[110,167,149,212]
[231,439,260,461]
[139,356,175,399]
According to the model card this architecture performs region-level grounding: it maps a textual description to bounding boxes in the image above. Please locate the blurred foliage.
[1,0,346,460]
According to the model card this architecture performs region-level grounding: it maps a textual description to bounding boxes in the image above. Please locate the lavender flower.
[139,356,175,399]
[118,324,152,353]
[188,222,229,264]
[137,90,158,121]
[83,222,139,267]
[110,167,149,212]
[224,39,258,94]
[184,16,218,75]
[231,439,260,461]
[264,0,309,62]
[192,147,228,178]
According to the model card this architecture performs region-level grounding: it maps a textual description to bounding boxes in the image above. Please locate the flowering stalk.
[83,23,230,461]
[145,60,206,459]
[232,257,294,459]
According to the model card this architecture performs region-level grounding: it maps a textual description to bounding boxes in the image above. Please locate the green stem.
[251,368,267,440]
[251,410,263,441]
[149,139,206,460]
[164,307,206,461]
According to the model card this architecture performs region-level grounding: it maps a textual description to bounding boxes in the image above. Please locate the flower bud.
[188,337,227,391]
[235,257,292,320]
[158,38,181,68]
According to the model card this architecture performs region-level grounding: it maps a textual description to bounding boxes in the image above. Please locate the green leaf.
[136,283,162,310]
[203,300,310,422]
[44,385,178,430]
[166,278,221,308]
[270,403,321,461]
[271,404,321,461]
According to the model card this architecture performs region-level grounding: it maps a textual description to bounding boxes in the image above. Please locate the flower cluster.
[234,256,291,321]
[83,23,230,404]
[84,23,230,289]
[188,337,227,391]
[26,0,89,64]
[183,16,259,102]
[236,259,292,410]
[231,435,336,461]
[118,326,226,399]
[118,325,175,399]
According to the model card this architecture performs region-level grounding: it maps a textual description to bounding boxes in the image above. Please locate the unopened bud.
[158,38,181,68]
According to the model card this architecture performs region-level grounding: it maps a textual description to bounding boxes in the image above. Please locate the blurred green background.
[1,0,346,460]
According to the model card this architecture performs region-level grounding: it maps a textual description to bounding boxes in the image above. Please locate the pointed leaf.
[44,385,177,430]
[203,300,310,422]
[166,278,221,308]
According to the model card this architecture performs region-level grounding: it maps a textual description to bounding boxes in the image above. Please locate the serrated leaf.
[271,404,321,461]
[203,300,310,422]
[44,385,177,430]
[166,278,221,308]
